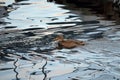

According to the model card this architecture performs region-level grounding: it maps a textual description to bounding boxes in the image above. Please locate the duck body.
[54,35,85,49]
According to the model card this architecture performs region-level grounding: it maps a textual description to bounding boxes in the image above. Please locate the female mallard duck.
[54,35,85,49]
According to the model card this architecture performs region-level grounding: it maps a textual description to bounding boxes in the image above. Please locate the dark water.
[0,0,120,80]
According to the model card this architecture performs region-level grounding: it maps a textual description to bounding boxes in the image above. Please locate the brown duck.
[54,35,85,49]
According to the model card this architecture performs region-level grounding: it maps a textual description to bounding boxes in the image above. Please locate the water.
[0,0,81,30]
[0,0,120,80]
[0,0,83,80]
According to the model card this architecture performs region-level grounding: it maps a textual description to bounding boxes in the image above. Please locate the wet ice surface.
[0,0,120,80]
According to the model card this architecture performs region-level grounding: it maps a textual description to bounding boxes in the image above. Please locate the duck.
[54,35,85,49]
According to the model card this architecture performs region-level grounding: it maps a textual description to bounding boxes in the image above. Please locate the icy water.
[0,0,120,80]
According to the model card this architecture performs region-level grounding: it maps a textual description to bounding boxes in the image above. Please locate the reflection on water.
[54,0,120,25]
[0,0,81,30]
[13,59,19,80]
[1,0,120,80]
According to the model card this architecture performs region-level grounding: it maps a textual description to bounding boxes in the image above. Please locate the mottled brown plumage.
[54,35,85,49]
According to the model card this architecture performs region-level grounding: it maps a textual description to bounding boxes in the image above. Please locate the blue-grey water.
[0,0,81,30]
[0,0,120,80]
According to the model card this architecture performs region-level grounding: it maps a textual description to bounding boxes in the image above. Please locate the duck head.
[54,35,64,42]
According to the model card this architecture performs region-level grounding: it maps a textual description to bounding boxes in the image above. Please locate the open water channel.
[0,0,120,80]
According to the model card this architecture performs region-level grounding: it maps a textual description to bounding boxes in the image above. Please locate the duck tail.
[76,41,85,45]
